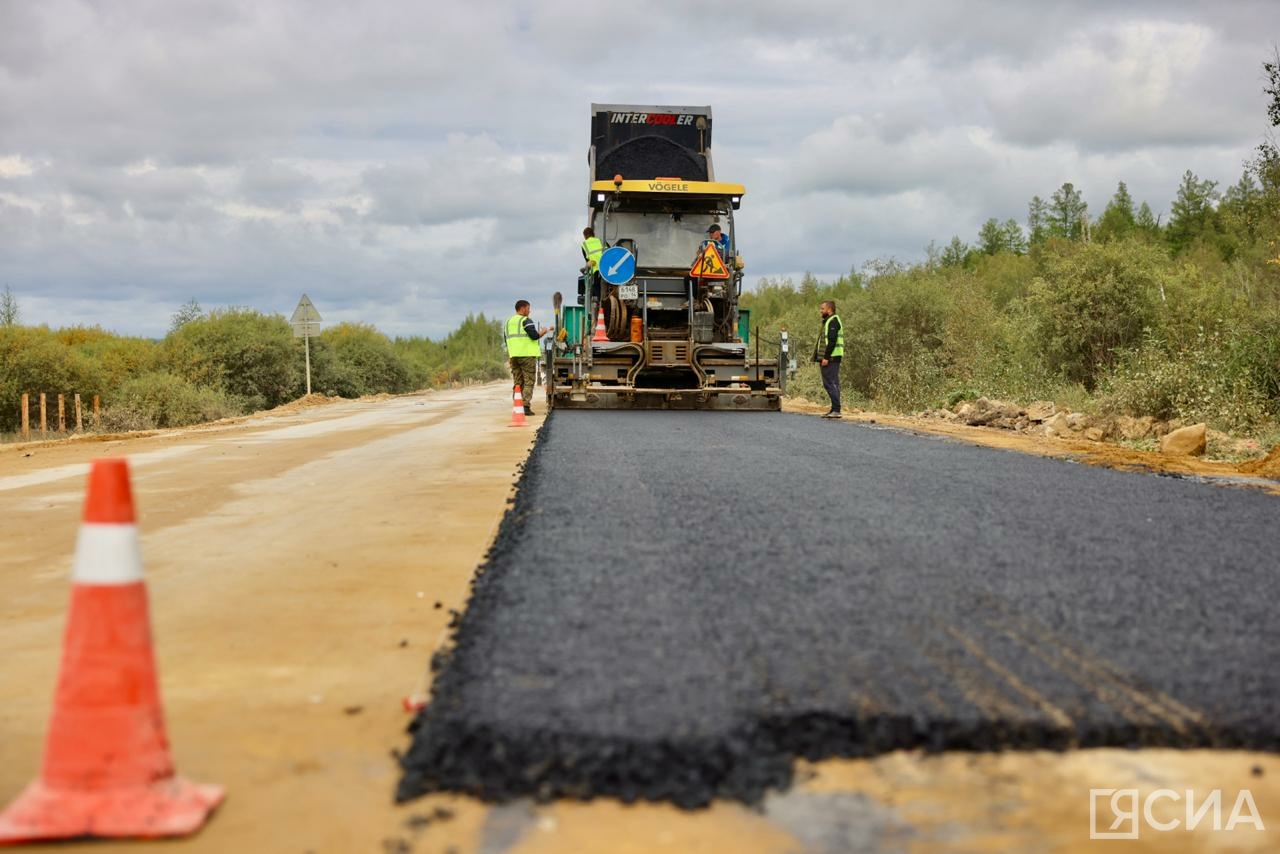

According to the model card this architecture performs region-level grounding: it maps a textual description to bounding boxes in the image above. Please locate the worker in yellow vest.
[813,299,844,418]
[506,300,550,415]
[581,227,605,273]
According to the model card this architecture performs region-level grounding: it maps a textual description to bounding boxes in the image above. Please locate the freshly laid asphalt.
[399,412,1279,807]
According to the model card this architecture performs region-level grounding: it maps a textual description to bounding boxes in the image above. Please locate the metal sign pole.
[290,293,323,397]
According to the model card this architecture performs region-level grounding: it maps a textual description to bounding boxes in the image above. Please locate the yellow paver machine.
[546,104,786,411]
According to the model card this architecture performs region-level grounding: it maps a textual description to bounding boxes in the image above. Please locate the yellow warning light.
[613,174,624,188]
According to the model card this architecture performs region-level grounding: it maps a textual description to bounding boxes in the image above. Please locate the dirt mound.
[269,393,344,413]
[1239,444,1280,478]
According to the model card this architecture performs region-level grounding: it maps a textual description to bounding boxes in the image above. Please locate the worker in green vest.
[506,300,550,415]
[813,299,844,418]
[581,227,605,273]
[579,227,606,307]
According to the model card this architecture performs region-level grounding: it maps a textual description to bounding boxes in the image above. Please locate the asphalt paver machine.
[547,104,784,411]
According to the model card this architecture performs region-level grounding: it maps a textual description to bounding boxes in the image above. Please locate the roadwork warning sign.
[690,243,729,279]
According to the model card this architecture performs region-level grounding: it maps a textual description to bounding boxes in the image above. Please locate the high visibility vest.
[823,314,844,359]
[581,236,604,271]
[506,314,541,358]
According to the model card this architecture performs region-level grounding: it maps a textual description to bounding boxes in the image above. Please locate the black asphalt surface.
[399,412,1279,807]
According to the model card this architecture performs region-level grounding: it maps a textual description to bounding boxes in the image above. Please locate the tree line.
[0,296,509,435]
[742,54,1280,438]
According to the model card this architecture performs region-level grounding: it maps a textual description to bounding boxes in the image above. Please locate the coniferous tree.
[1135,201,1160,239]
[1166,170,1219,254]
[977,218,1027,255]
[1095,181,1137,242]
[0,285,18,327]
[1001,218,1028,254]
[1027,196,1049,246]
[1218,172,1264,249]
[1048,182,1088,240]
[977,218,1005,255]
[941,236,969,267]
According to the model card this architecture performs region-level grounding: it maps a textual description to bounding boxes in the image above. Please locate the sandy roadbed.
[0,385,537,852]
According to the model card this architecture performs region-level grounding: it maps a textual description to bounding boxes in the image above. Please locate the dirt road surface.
[1,383,1275,853]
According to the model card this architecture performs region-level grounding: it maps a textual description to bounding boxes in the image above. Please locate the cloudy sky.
[2,1,1278,339]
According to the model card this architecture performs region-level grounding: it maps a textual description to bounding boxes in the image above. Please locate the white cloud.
[0,0,1278,337]
[0,155,37,177]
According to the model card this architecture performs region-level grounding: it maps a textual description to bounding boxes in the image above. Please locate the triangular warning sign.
[690,243,730,280]
[290,294,322,323]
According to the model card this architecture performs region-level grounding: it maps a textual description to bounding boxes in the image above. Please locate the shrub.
[1099,326,1272,431]
[315,323,414,396]
[871,347,950,410]
[163,308,299,409]
[1023,240,1165,389]
[0,326,81,432]
[110,372,243,429]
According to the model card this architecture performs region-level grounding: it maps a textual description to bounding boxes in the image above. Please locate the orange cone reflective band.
[0,458,224,844]
[592,307,608,342]
[510,386,527,427]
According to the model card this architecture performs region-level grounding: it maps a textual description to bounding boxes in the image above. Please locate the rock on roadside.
[1159,423,1207,457]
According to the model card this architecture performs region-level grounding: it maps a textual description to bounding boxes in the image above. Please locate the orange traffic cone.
[0,459,224,844]
[592,307,609,342]
[510,386,527,427]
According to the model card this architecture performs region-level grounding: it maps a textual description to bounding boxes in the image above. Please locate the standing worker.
[506,300,550,416]
[580,227,606,307]
[813,299,844,418]
[581,227,605,274]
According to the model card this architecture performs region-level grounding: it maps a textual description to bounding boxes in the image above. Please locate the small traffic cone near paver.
[510,386,527,427]
[592,307,609,342]
[0,458,224,845]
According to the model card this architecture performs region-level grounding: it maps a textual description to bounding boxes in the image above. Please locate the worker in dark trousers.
[813,299,844,418]
[506,300,550,415]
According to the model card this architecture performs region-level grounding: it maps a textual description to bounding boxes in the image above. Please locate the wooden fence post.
[58,394,66,432]
[21,394,29,441]
[93,395,101,429]
[75,393,83,432]
[40,393,47,437]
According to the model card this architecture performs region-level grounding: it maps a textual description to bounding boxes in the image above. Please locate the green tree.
[1135,201,1161,239]
[1264,46,1280,127]
[1166,170,1220,255]
[1028,196,1049,246]
[1,286,18,327]
[1048,182,1088,240]
[941,235,969,267]
[977,219,1028,256]
[1001,218,1028,254]
[977,218,1004,255]
[170,298,204,333]
[1094,181,1137,242]
[1217,172,1265,257]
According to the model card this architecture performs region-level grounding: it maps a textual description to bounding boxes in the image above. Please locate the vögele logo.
[1089,789,1265,839]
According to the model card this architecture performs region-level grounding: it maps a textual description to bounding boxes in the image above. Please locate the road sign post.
[290,294,323,396]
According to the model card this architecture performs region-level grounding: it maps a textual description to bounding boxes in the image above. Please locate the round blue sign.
[598,246,636,285]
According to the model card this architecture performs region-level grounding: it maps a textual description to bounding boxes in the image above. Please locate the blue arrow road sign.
[598,246,636,285]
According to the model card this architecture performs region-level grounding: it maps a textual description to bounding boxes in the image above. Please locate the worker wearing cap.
[813,299,844,418]
[704,224,730,257]
[506,300,550,415]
